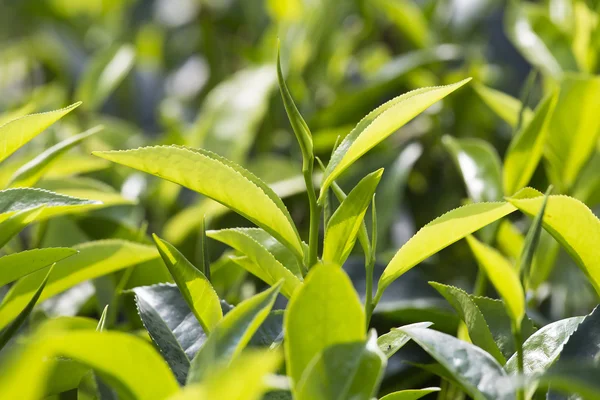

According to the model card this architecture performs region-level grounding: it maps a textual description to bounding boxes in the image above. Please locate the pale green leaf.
[9,126,103,188]
[0,239,159,330]
[373,0,430,48]
[323,169,383,265]
[0,206,45,249]
[507,190,600,295]
[377,202,517,300]
[0,247,76,287]
[379,387,441,400]
[319,79,471,201]
[466,235,525,325]
[473,83,533,128]
[207,228,302,298]
[153,234,222,333]
[187,282,281,384]
[285,264,365,387]
[377,321,432,358]
[93,145,303,258]
[504,92,557,196]
[0,102,80,164]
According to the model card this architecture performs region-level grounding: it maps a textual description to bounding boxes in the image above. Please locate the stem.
[365,258,374,327]
[512,322,525,400]
[304,163,321,269]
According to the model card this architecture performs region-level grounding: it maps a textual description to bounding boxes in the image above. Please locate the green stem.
[304,164,321,270]
[512,322,525,400]
[365,257,374,327]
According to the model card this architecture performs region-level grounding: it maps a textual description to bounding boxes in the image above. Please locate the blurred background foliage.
[1,0,600,395]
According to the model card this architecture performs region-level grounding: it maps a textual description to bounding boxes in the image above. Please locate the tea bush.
[0,0,599,399]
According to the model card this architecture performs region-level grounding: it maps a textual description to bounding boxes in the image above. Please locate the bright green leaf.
[153,234,222,333]
[473,83,533,128]
[0,247,76,286]
[379,387,441,400]
[377,321,432,358]
[0,206,45,249]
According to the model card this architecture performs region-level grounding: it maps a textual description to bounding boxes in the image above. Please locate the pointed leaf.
[0,206,45,249]
[323,169,383,265]
[504,92,557,195]
[207,228,302,298]
[285,264,365,387]
[473,83,532,128]
[9,126,103,188]
[153,234,222,333]
[187,282,281,383]
[377,202,517,300]
[94,146,303,258]
[0,102,80,164]
[379,388,441,400]
[507,190,600,295]
[0,247,76,287]
[377,321,432,358]
[430,282,505,364]
[399,327,514,400]
[466,235,525,325]
[319,79,471,200]
[0,240,159,330]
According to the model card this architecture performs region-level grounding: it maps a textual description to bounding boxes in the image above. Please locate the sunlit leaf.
[377,321,432,358]
[0,247,75,287]
[379,387,441,400]
[473,83,533,128]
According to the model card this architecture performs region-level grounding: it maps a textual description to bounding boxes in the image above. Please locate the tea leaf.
[207,228,302,298]
[187,282,281,384]
[377,202,516,300]
[377,321,433,358]
[0,240,159,330]
[0,102,80,164]
[466,235,525,325]
[0,247,76,286]
[9,125,103,188]
[507,190,600,295]
[94,146,304,258]
[430,282,505,364]
[153,234,222,333]
[296,331,386,400]
[504,92,557,196]
[379,387,441,400]
[319,79,471,201]
[285,264,365,388]
[399,326,514,400]
[323,168,383,265]
[0,206,45,249]
[473,83,533,128]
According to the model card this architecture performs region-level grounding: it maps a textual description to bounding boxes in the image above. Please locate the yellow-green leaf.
[376,202,517,301]
[473,83,533,128]
[380,388,441,400]
[323,169,383,265]
[285,264,365,388]
[93,145,303,258]
[153,234,222,333]
[207,228,302,298]
[466,235,525,325]
[504,92,557,196]
[319,79,471,201]
[0,102,80,164]
[0,240,159,330]
[507,190,600,295]
[0,248,76,286]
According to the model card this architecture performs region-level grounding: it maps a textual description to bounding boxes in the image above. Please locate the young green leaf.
[9,125,103,188]
[0,247,76,286]
[296,331,386,400]
[0,266,53,351]
[430,282,505,364]
[503,92,557,196]
[377,201,517,302]
[379,387,441,400]
[0,205,45,249]
[507,190,600,295]
[76,44,136,111]
[319,78,471,201]
[473,83,533,128]
[466,235,525,325]
[0,102,81,164]
[442,135,503,203]
[323,168,383,265]
[496,220,525,261]
[0,240,159,330]
[0,330,179,400]
[377,321,433,358]
[96,305,108,332]
[373,0,430,48]
[277,45,313,169]
[93,146,304,258]
[399,326,514,400]
[153,234,222,333]
[207,228,302,298]
[168,350,282,400]
[285,263,365,387]
[187,282,281,384]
